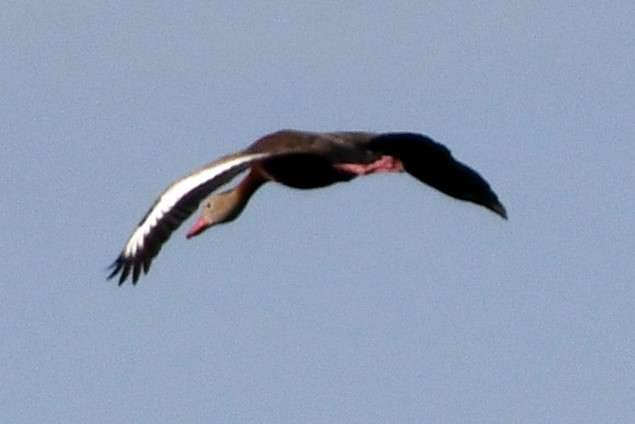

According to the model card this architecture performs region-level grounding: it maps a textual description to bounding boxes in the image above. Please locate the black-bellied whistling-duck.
[109,130,507,284]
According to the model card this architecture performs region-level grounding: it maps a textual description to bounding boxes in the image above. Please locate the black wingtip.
[488,200,508,220]
[132,262,141,285]
[107,257,122,280]
[107,247,154,285]
[107,255,133,286]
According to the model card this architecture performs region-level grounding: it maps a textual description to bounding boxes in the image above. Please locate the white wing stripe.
[122,153,269,257]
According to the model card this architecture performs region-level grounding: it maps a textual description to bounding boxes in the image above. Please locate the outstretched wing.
[368,133,507,218]
[108,152,271,285]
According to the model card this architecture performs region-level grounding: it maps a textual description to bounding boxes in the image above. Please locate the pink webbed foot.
[334,155,404,175]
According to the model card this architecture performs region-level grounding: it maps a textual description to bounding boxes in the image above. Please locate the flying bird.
[109,130,507,284]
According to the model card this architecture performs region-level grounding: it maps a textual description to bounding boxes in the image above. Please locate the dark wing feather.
[368,133,507,218]
[108,152,271,285]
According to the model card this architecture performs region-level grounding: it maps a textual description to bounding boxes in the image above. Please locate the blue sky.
[1,2,633,422]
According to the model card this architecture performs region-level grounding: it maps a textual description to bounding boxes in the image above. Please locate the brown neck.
[236,166,267,197]
[222,167,268,223]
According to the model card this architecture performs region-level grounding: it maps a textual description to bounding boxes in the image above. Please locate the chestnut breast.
[248,130,379,189]
[259,154,355,189]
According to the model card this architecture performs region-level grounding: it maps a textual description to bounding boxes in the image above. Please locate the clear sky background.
[1,2,633,423]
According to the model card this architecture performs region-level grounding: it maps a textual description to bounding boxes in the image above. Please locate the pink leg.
[334,155,404,175]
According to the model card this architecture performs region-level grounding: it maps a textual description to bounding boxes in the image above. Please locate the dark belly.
[261,154,355,189]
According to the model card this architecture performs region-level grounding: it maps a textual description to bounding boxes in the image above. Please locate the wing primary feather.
[368,133,506,218]
[108,152,271,285]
